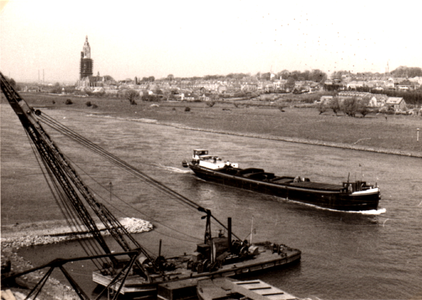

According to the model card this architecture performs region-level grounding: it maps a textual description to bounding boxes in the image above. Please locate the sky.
[1,0,421,83]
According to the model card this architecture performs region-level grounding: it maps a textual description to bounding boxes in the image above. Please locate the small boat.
[197,277,300,300]
[183,149,381,212]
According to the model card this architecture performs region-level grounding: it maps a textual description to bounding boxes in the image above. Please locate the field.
[9,92,422,156]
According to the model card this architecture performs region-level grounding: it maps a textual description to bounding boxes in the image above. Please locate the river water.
[2,106,421,299]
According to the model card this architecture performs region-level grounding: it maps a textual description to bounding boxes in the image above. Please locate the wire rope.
[65,153,203,244]
[39,113,207,211]
[25,129,110,270]
[38,112,239,240]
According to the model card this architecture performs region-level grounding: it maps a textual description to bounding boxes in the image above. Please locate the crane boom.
[0,72,155,279]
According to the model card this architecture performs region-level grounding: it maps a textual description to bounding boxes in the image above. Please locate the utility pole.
[109,182,113,202]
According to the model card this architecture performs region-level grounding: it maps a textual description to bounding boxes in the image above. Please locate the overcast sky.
[1,0,421,83]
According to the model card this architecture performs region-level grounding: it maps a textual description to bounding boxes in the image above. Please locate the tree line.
[161,69,328,83]
[354,86,422,105]
[390,66,422,78]
[317,97,373,117]
[331,66,422,79]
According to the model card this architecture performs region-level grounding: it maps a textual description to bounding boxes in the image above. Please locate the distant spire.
[83,36,91,59]
[80,36,93,79]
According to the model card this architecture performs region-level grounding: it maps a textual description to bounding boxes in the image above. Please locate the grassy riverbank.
[14,92,422,155]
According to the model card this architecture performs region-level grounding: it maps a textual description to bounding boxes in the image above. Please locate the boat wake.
[358,207,386,215]
[156,164,191,174]
[281,198,386,215]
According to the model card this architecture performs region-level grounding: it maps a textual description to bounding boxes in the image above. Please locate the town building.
[368,94,389,107]
[80,36,93,79]
[385,97,407,111]
[76,37,116,91]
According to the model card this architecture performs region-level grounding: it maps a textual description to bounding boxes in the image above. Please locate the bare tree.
[126,89,139,105]
[356,98,370,117]
[317,101,328,114]
[341,97,358,117]
[330,97,340,115]
[286,77,296,91]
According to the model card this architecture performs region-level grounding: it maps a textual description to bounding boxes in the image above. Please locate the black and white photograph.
[1,1,421,299]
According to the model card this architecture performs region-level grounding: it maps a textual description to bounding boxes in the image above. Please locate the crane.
[0,72,157,280]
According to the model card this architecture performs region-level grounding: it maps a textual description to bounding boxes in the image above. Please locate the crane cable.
[38,112,240,240]
[67,156,203,244]
[24,127,111,270]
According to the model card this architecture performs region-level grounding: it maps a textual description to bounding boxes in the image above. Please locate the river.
[2,105,422,299]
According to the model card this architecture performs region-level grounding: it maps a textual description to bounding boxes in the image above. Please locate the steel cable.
[38,112,238,239]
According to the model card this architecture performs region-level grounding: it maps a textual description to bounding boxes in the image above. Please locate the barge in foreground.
[93,231,301,298]
[183,149,381,212]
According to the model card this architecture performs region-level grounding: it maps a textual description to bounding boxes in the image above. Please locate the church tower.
[80,36,93,79]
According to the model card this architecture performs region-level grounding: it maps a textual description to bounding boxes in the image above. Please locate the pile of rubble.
[119,217,154,233]
[1,218,153,250]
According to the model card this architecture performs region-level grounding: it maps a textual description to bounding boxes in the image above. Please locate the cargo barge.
[184,149,381,211]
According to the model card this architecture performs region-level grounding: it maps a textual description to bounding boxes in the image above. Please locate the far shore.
[132,114,422,158]
[5,92,419,156]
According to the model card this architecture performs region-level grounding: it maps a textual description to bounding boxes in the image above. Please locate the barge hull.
[190,165,379,211]
[92,247,301,297]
